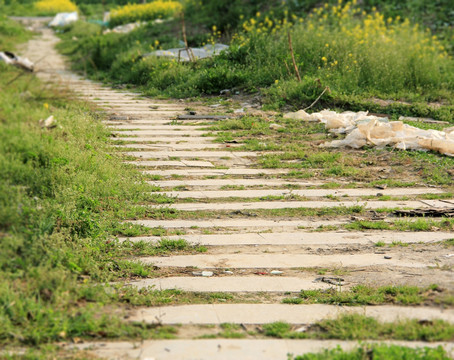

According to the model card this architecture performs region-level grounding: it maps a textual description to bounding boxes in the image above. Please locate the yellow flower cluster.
[110,1,183,27]
[34,0,77,14]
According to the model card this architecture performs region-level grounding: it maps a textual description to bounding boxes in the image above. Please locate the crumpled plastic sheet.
[49,12,79,27]
[283,109,454,156]
[144,44,229,62]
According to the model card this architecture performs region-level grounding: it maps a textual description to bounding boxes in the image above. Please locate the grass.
[55,1,454,122]
[290,344,451,360]
[282,284,450,306]
[263,314,454,341]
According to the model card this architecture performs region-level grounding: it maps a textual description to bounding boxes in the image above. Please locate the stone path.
[20,19,454,360]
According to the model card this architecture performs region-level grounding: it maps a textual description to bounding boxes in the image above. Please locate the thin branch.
[287,30,301,82]
[303,86,330,111]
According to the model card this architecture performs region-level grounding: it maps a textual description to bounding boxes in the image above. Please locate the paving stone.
[115,137,215,143]
[127,161,215,168]
[137,253,431,269]
[114,130,210,136]
[157,187,443,199]
[117,143,238,150]
[148,179,325,188]
[124,276,333,292]
[129,304,454,324]
[126,151,257,159]
[107,125,207,130]
[143,168,291,176]
[129,218,345,229]
[119,231,453,246]
[157,199,452,211]
[73,340,454,360]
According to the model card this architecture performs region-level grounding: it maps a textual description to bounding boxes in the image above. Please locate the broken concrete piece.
[39,115,57,129]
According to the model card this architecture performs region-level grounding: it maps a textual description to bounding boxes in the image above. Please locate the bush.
[34,0,78,14]
[109,1,183,27]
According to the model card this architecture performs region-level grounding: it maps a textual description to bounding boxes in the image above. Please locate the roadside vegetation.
[52,0,454,121]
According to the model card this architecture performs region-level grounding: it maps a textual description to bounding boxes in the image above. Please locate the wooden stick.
[283,60,292,77]
[287,30,301,82]
[303,86,330,111]
[181,13,194,62]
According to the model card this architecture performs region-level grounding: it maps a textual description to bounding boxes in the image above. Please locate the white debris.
[0,51,34,72]
[145,44,229,62]
[103,22,143,34]
[284,109,454,157]
[49,12,79,27]
[39,115,57,129]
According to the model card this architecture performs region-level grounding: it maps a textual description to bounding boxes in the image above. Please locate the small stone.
[269,123,283,130]
[270,270,283,275]
[201,271,214,277]
[189,111,196,115]
[39,115,57,129]
[375,184,388,190]
[376,193,384,197]
[294,326,307,333]
[224,270,234,275]
[384,255,392,259]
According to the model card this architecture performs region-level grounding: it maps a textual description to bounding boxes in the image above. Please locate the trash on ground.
[315,276,344,286]
[0,51,34,72]
[284,109,454,156]
[49,12,79,27]
[103,22,142,34]
[192,271,214,277]
[270,270,283,275]
[39,115,57,129]
[398,116,449,125]
[144,43,229,62]
[394,208,454,217]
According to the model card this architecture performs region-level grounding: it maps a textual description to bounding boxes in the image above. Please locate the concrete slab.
[127,161,215,168]
[117,143,238,150]
[126,151,257,159]
[113,130,208,136]
[148,179,325,188]
[141,168,290,176]
[158,187,443,199]
[107,125,206,130]
[73,339,454,360]
[129,304,454,324]
[129,218,345,229]
[157,200,453,211]
[119,231,453,246]
[115,137,215,143]
[137,253,431,269]
[125,276,332,292]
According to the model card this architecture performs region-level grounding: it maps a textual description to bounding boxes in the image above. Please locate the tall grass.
[0,17,155,345]
[59,1,454,112]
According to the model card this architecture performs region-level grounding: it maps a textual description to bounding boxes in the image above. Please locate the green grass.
[55,1,454,121]
[282,284,450,306]
[263,314,454,341]
[290,344,451,360]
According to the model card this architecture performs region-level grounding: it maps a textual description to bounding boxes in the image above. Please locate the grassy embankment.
[54,1,454,121]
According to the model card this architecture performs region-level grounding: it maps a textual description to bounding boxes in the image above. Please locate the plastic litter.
[49,12,79,27]
[103,22,142,34]
[144,43,229,62]
[0,51,34,72]
[284,109,454,157]
[270,270,283,275]
[39,115,57,129]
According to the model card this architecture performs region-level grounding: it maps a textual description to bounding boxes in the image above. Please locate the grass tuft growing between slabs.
[289,344,451,360]
[263,315,454,341]
[282,284,452,307]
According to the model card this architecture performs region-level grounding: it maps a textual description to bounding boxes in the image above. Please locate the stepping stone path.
[20,19,454,360]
